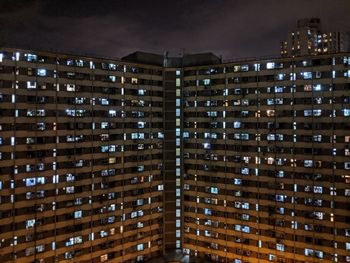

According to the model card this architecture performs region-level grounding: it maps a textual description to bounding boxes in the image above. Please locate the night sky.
[0,0,349,60]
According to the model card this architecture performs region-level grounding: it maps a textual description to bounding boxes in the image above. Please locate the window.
[65,236,82,247]
[345,162,350,170]
[204,208,212,215]
[75,60,84,67]
[108,110,116,117]
[37,69,46,76]
[233,65,241,72]
[241,133,249,140]
[26,219,36,229]
[25,177,45,187]
[27,81,36,89]
[233,121,241,128]
[267,110,275,117]
[241,167,249,175]
[66,84,75,91]
[108,75,116,82]
[267,99,274,105]
[276,195,286,202]
[266,62,275,69]
[301,72,312,79]
[101,254,108,262]
[234,88,241,95]
[276,73,285,80]
[304,160,313,167]
[101,122,108,129]
[275,86,284,93]
[305,248,314,256]
[100,98,109,105]
[25,53,37,62]
[313,135,322,142]
[276,244,285,251]
[233,178,241,185]
[210,187,218,194]
[137,244,143,251]
[203,79,210,85]
[242,226,250,233]
[313,84,322,91]
[267,134,275,141]
[242,202,249,209]
[74,210,82,219]
[304,84,312,91]
[314,186,323,194]
[241,65,249,71]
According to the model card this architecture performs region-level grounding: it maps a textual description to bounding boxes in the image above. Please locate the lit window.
[242,226,250,233]
[304,160,313,167]
[108,110,116,117]
[233,178,241,185]
[100,254,108,262]
[26,219,36,229]
[242,202,249,209]
[276,73,285,80]
[37,69,46,76]
[75,60,84,67]
[344,109,350,116]
[266,62,275,69]
[25,53,37,62]
[276,244,285,251]
[267,110,275,117]
[27,81,36,89]
[301,72,312,79]
[203,79,210,85]
[131,78,138,84]
[241,167,249,175]
[74,210,82,219]
[204,208,212,215]
[100,98,109,105]
[137,244,143,251]
[108,75,116,82]
[345,162,350,170]
[210,187,218,194]
[241,65,249,71]
[66,84,75,91]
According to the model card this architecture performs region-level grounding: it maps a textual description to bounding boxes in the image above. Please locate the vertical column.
[163,69,177,253]
[175,70,182,250]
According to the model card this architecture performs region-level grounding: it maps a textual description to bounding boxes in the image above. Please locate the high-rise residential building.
[181,53,350,263]
[0,47,350,263]
[281,18,348,57]
[0,49,165,263]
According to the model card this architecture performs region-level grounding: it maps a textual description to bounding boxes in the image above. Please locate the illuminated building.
[0,49,164,262]
[0,47,350,263]
[181,53,350,263]
[281,18,348,57]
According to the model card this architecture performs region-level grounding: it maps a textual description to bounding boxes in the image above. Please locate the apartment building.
[181,53,350,263]
[0,48,165,263]
[281,18,348,57]
[0,47,349,263]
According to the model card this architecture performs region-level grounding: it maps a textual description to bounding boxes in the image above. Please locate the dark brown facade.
[0,48,350,263]
[182,53,350,263]
[0,48,164,262]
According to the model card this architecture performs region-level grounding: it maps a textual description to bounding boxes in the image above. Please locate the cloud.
[0,0,348,59]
